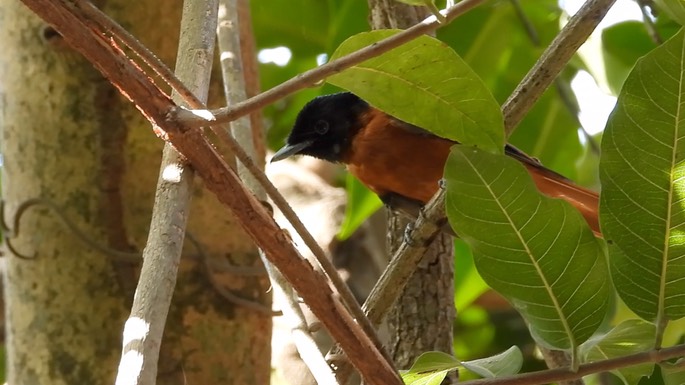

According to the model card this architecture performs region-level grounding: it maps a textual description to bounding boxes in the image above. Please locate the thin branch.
[328,189,448,383]
[74,0,197,103]
[503,0,617,136]
[217,1,339,383]
[510,0,600,156]
[462,343,685,385]
[172,0,486,127]
[236,0,266,164]
[114,0,218,384]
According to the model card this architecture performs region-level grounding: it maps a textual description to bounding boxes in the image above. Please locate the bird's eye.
[314,120,329,135]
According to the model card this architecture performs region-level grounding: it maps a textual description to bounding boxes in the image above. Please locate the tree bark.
[0,2,270,384]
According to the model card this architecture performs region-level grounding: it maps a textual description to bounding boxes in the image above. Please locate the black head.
[271,92,369,163]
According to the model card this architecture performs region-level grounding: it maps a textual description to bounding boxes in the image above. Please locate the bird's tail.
[525,165,601,237]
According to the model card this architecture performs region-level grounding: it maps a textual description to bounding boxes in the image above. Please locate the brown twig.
[172,0,486,127]
[73,0,197,103]
[327,188,448,381]
[216,0,338,382]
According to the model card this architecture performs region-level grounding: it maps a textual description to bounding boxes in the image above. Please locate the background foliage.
[253,0,685,384]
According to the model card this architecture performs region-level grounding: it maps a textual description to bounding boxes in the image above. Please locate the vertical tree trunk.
[366,0,457,376]
[0,2,270,384]
[0,4,129,383]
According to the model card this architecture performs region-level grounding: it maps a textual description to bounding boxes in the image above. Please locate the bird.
[271,92,601,236]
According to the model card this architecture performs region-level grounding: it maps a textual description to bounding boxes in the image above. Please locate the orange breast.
[343,112,452,203]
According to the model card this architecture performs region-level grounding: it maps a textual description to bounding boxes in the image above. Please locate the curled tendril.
[1,198,273,313]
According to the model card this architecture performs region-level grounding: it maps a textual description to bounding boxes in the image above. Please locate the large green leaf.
[327,30,504,152]
[445,146,610,353]
[580,319,656,385]
[438,1,583,179]
[599,29,685,322]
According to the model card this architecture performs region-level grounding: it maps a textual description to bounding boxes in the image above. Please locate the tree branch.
[462,343,685,385]
[217,1,339,383]
[502,0,617,136]
[114,0,218,384]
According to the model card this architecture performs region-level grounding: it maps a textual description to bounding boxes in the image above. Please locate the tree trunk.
[0,2,270,384]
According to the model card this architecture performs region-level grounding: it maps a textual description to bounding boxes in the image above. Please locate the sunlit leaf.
[401,351,459,385]
[328,30,504,152]
[445,146,611,352]
[599,29,685,322]
[580,319,656,385]
[461,346,522,378]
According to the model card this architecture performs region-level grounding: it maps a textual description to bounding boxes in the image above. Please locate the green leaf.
[461,346,523,378]
[601,21,659,95]
[445,146,611,352]
[401,351,459,385]
[661,360,685,385]
[328,30,504,153]
[438,1,584,178]
[655,0,685,25]
[580,319,656,385]
[338,174,383,240]
[599,29,685,322]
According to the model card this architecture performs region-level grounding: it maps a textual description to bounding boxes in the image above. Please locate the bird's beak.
[270,140,313,163]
